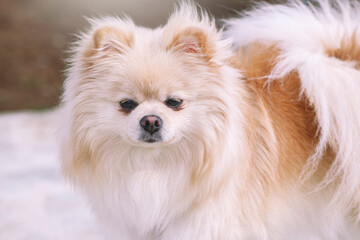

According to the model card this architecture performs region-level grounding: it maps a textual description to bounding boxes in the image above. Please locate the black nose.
[140,115,163,134]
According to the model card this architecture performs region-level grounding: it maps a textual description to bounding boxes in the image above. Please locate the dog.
[59,0,360,239]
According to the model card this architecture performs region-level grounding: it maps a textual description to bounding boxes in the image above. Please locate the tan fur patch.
[231,43,331,187]
[326,33,360,69]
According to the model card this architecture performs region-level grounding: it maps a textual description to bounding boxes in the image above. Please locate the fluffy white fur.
[60,1,360,239]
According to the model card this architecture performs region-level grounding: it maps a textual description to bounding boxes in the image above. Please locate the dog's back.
[226,0,360,237]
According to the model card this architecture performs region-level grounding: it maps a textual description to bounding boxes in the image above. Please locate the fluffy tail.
[225,0,360,219]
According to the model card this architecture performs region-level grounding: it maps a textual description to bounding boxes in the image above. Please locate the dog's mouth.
[139,132,162,143]
[144,139,157,143]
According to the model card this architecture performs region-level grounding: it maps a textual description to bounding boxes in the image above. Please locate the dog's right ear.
[92,26,133,53]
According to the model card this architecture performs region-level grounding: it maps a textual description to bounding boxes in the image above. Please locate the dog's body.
[60,1,360,239]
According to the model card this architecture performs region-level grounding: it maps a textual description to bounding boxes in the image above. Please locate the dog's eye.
[165,98,183,109]
[120,99,138,111]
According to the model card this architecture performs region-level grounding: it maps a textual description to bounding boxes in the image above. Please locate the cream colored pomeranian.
[59,0,360,239]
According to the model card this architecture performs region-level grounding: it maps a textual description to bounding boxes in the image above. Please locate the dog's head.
[64,4,236,151]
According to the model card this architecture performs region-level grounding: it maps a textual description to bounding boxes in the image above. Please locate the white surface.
[0,111,102,240]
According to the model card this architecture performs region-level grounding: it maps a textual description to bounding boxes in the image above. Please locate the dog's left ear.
[167,27,212,56]
[164,3,222,61]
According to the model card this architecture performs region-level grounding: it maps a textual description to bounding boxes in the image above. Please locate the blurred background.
[0,0,271,112]
[0,0,278,239]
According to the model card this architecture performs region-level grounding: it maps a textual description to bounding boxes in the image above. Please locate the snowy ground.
[0,111,103,240]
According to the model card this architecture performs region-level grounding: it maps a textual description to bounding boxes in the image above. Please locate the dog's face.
[69,13,233,149]
[108,44,200,147]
